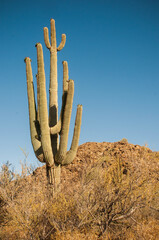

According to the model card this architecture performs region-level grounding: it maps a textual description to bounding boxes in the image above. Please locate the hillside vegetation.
[0,140,159,239]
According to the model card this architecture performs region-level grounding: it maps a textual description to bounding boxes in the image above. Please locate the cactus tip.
[77,104,83,108]
[50,18,55,23]
[24,57,31,63]
[67,79,72,82]
[35,42,41,48]
[68,79,74,85]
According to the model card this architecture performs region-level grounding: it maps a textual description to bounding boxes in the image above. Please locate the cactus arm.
[49,45,58,123]
[50,93,66,135]
[57,34,66,51]
[50,61,68,135]
[59,80,74,153]
[50,120,61,135]
[68,105,82,152]
[62,105,83,165]
[35,74,42,141]
[24,57,44,162]
[50,19,57,48]
[43,27,51,49]
[55,80,74,164]
[36,43,54,167]
[62,61,69,92]
[36,74,40,123]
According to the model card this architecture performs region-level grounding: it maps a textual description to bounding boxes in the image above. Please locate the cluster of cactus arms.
[24,19,82,192]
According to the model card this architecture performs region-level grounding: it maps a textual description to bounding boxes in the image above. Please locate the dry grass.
[0,144,159,240]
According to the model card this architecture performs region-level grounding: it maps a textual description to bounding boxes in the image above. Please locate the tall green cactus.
[24,19,82,192]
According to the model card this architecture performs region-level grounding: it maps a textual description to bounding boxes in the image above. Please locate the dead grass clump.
[0,149,158,239]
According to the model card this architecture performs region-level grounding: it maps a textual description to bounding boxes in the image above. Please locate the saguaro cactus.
[24,19,82,192]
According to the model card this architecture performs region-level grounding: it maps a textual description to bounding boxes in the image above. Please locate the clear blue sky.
[1,0,159,171]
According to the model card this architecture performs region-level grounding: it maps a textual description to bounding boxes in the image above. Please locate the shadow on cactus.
[24,19,82,194]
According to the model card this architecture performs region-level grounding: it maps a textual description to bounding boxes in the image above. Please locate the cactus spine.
[24,19,82,192]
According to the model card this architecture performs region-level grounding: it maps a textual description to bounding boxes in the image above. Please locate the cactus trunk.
[49,49,58,155]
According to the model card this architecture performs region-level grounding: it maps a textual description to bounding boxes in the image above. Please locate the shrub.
[0,153,158,239]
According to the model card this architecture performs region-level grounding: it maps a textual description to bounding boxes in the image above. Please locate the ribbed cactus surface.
[24,19,82,193]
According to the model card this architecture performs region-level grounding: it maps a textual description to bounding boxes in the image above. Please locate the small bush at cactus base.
[0,142,159,239]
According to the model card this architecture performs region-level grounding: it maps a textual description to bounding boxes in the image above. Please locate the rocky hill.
[31,140,159,187]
